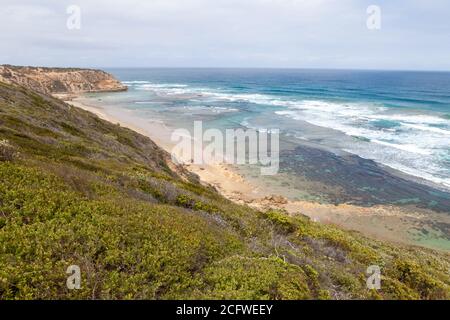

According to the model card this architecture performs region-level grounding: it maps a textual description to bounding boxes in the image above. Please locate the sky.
[0,0,449,70]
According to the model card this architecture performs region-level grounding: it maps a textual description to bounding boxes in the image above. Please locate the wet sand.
[60,94,450,252]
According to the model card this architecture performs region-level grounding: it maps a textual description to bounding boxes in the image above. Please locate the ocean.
[83,68,450,212]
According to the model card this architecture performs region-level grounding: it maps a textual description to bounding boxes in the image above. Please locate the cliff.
[0,71,449,300]
[0,65,127,95]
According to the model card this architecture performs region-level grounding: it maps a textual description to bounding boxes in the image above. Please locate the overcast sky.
[1,0,449,70]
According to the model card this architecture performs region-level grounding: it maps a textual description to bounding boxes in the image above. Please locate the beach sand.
[60,94,450,252]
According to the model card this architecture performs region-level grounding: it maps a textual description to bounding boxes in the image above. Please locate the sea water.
[83,68,450,212]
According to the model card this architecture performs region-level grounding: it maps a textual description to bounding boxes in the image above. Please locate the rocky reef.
[0,67,448,300]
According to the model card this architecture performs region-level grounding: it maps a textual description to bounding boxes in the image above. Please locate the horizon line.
[3,64,450,73]
[104,66,450,73]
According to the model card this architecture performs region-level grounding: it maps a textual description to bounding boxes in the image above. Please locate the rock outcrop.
[0,65,127,95]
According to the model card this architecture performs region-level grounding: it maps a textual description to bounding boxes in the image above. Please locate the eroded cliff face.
[0,65,127,95]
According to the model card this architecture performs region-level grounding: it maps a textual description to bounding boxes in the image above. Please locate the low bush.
[0,81,448,300]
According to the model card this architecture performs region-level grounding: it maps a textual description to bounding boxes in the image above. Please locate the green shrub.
[261,210,297,234]
[190,256,311,300]
[0,81,448,300]
[391,259,448,299]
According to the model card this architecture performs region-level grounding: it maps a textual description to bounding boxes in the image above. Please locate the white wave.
[386,165,450,189]
[371,140,431,155]
[123,81,450,188]
[180,105,238,113]
[274,99,450,188]
[138,83,188,88]
[135,83,206,97]
[207,92,278,105]
[368,113,449,125]
[401,123,450,135]
[122,80,151,84]
[342,147,450,189]
[134,101,157,104]
[210,106,238,113]
[134,82,295,107]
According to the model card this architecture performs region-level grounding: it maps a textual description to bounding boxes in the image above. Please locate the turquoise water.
[87,68,450,211]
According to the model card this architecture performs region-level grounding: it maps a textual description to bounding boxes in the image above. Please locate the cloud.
[0,0,449,70]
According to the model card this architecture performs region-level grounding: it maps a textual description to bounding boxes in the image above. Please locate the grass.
[0,80,449,300]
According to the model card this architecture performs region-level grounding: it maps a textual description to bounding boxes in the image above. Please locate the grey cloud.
[0,0,449,70]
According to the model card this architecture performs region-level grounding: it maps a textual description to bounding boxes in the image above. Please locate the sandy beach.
[61,94,450,251]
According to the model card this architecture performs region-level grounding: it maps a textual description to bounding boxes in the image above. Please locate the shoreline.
[61,94,450,252]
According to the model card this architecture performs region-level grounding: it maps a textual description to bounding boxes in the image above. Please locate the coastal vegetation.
[0,80,449,300]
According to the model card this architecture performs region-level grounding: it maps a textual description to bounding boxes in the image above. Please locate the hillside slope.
[0,65,127,95]
[0,80,449,300]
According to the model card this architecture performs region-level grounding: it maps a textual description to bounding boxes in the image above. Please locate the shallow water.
[84,68,450,213]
